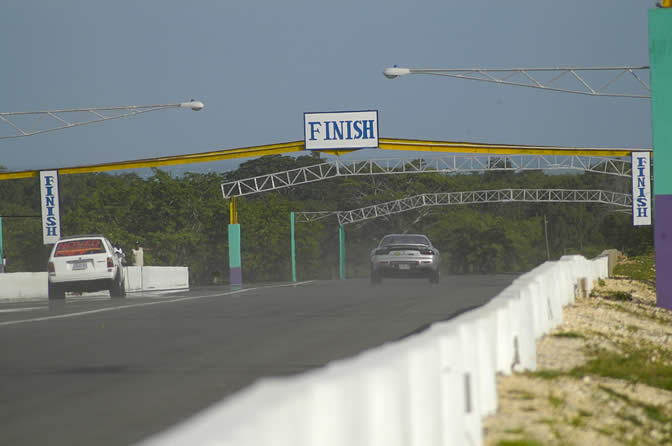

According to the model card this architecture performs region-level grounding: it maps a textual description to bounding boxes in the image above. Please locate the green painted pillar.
[649,8,672,309]
[228,224,242,285]
[290,212,296,282]
[339,224,345,280]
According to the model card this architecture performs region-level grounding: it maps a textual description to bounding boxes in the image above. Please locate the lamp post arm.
[383,66,650,98]
[0,100,204,140]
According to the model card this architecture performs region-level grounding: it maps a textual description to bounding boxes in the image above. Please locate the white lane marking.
[0,306,46,313]
[0,281,314,327]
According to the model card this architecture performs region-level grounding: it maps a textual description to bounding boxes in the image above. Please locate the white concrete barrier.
[0,272,47,299]
[0,267,188,299]
[124,266,189,293]
[139,255,610,446]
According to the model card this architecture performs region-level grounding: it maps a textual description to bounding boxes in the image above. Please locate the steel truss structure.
[221,155,631,198]
[0,101,203,140]
[295,189,631,225]
[384,66,650,98]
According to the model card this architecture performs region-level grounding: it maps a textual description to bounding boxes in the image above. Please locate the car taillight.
[48,262,55,273]
[420,249,434,255]
[107,257,114,268]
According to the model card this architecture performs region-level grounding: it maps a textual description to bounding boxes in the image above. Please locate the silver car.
[370,234,440,284]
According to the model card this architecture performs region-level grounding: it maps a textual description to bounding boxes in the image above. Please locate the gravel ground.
[483,276,672,446]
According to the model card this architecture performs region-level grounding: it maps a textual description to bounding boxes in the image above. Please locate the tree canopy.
[0,155,651,283]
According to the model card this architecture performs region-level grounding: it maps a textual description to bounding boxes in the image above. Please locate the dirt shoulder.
[483,270,672,445]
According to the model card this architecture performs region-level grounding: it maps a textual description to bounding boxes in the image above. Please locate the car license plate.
[72,261,87,271]
[398,264,410,270]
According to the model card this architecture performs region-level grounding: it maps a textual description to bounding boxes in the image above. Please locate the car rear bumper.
[48,277,115,293]
[372,261,438,277]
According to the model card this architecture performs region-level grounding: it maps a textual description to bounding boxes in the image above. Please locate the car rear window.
[381,235,429,246]
[54,239,107,257]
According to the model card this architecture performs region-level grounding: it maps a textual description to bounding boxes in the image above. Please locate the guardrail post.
[339,224,346,280]
[291,212,296,282]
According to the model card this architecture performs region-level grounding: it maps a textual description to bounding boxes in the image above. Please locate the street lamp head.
[180,100,205,111]
[383,67,411,79]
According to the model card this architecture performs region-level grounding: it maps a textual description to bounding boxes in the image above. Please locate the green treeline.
[0,155,652,284]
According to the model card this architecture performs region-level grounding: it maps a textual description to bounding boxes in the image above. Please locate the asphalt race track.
[0,275,515,445]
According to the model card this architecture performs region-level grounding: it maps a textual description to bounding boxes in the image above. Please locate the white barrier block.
[514,277,544,339]
[469,307,499,416]
[531,263,562,333]
[483,297,515,375]
[502,287,537,372]
[242,380,313,446]
[0,272,47,299]
[138,378,289,446]
[353,344,411,446]
[296,359,379,446]
[402,335,442,446]
[142,266,189,291]
[429,323,475,446]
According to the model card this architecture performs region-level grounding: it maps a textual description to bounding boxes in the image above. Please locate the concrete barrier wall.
[0,267,189,299]
[124,266,190,293]
[0,272,48,299]
[140,254,610,446]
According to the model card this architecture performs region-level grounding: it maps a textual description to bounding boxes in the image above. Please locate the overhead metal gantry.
[294,188,632,225]
[0,137,646,181]
[221,155,632,199]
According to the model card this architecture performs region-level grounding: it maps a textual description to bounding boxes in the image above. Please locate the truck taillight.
[48,262,55,273]
[107,257,114,268]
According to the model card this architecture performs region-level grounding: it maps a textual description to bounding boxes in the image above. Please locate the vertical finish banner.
[39,170,61,244]
[631,152,652,226]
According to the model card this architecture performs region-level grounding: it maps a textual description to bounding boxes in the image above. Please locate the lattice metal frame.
[0,101,203,140]
[384,66,650,98]
[221,155,631,198]
[295,189,632,225]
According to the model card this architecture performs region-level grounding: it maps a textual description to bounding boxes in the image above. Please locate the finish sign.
[631,152,651,226]
[40,170,62,244]
[304,110,379,150]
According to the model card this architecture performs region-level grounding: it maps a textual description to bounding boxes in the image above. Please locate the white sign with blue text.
[631,152,651,226]
[304,110,379,150]
[40,170,62,244]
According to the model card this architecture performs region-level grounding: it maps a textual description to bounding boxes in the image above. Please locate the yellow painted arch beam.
[0,138,650,181]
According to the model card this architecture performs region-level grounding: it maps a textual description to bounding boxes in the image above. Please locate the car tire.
[429,270,440,284]
[371,269,382,285]
[109,273,126,298]
[48,282,65,300]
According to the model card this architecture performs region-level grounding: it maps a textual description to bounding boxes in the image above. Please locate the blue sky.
[0,1,653,173]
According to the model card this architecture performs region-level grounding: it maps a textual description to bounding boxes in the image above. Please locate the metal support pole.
[649,8,672,309]
[230,197,238,225]
[0,216,3,273]
[339,224,346,280]
[228,197,242,286]
[291,212,296,282]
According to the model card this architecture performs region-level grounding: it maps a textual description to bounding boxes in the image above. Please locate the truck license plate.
[398,264,410,270]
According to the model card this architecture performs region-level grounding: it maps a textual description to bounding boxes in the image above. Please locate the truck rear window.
[54,239,106,257]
